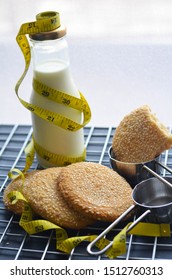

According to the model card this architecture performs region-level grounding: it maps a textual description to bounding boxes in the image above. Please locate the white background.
[1,260,172,280]
[1,0,172,127]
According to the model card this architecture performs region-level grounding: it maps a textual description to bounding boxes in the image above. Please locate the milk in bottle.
[29,14,88,168]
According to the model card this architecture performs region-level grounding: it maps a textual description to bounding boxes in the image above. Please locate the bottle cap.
[29,11,66,41]
[29,25,67,41]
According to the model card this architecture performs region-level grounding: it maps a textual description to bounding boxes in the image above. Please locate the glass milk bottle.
[29,25,86,168]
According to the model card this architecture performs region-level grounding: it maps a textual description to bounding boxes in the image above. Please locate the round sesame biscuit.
[112,105,172,163]
[3,168,94,229]
[58,162,133,222]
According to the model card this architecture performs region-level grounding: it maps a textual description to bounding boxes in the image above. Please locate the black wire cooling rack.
[0,124,172,260]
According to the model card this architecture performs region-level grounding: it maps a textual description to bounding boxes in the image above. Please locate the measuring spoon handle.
[143,164,172,188]
[87,204,136,256]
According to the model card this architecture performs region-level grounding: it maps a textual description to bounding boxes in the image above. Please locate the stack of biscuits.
[3,162,133,229]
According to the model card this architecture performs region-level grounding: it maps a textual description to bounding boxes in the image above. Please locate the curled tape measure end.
[8,168,25,181]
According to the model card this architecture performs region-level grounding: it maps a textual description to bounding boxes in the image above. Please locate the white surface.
[1,0,172,127]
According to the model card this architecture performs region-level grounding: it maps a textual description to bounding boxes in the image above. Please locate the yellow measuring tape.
[32,79,91,131]
[15,11,91,166]
[33,136,86,166]
[8,137,35,180]
[7,190,171,259]
[8,135,86,181]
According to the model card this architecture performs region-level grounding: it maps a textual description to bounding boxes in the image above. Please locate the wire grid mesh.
[0,124,172,260]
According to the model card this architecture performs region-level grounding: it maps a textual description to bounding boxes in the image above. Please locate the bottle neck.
[30,36,70,69]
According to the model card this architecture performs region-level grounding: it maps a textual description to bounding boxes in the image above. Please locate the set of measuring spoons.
[87,147,172,256]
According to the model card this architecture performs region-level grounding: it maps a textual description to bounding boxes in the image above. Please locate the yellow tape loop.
[8,168,25,181]
[15,11,91,132]
[32,79,91,131]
